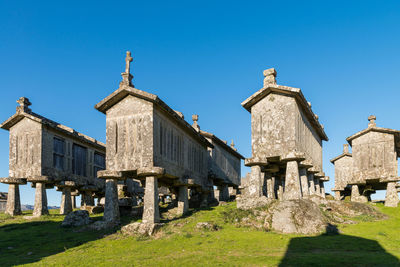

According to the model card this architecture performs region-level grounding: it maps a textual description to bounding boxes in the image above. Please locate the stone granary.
[330,144,353,200]
[332,116,400,207]
[238,68,329,208]
[192,115,244,202]
[95,51,243,225]
[0,192,7,212]
[0,97,106,216]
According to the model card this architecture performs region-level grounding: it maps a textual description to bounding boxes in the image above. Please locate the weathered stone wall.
[206,138,241,186]
[41,126,105,186]
[333,156,353,190]
[105,95,154,171]
[153,108,208,188]
[9,117,42,178]
[250,93,296,159]
[352,131,398,183]
[295,106,322,171]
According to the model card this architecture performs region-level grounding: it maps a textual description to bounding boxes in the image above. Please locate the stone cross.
[120,51,134,87]
[230,140,235,148]
[368,115,376,127]
[125,51,133,74]
[16,97,31,113]
[192,114,200,131]
[263,68,277,87]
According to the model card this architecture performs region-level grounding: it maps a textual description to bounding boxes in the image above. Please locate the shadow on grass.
[279,225,400,267]
[0,214,110,266]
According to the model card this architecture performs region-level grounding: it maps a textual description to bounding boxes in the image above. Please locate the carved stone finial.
[230,140,235,148]
[368,115,376,127]
[263,68,277,87]
[120,51,134,87]
[192,114,200,132]
[343,144,349,154]
[16,97,31,113]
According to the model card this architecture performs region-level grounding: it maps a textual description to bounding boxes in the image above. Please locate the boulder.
[236,195,271,210]
[268,199,327,235]
[121,222,163,236]
[61,210,91,227]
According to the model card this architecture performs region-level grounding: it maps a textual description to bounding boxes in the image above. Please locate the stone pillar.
[351,185,360,202]
[82,191,95,207]
[60,187,73,215]
[71,195,76,209]
[334,191,342,201]
[320,181,326,198]
[6,184,22,216]
[200,191,209,208]
[104,178,120,223]
[277,178,284,200]
[218,184,230,202]
[248,165,263,198]
[283,161,301,200]
[33,182,49,217]
[177,185,189,215]
[314,178,321,197]
[143,176,160,224]
[308,173,316,195]
[299,168,309,198]
[266,175,276,200]
[385,182,399,207]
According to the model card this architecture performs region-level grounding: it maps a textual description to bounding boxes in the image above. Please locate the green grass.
[0,203,399,267]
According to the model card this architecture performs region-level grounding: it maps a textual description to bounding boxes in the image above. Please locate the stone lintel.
[299,160,313,169]
[97,170,125,180]
[27,176,54,183]
[137,167,165,178]
[307,167,320,174]
[244,157,268,167]
[71,190,80,196]
[314,172,326,178]
[188,179,202,188]
[320,176,330,182]
[57,181,76,188]
[0,177,27,185]
[281,152,306,162]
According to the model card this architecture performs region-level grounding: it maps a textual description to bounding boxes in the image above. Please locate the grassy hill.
[0,202,399,266]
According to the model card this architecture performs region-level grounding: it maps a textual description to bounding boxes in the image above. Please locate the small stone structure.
[0,97,106,216]
[0,192,7,212]
[331,116,400,207]
[95,51,243,225]
[193,115,244,203]
[330,144,353,200]
[238,68,329,209]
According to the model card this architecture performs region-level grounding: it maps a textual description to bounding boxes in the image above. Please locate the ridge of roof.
[241,83,328,141]
[199,130,245,159]
[330,152,352,163]
[0,109,105,150]
[95,85,213,149]
[346,126,400,145]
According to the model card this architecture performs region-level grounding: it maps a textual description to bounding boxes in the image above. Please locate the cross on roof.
[368,115,376,127]
[125,51,133,74]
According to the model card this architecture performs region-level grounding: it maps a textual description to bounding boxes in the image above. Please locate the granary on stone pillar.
[239,68,328,206]
[330,144,353,200]
[0,97,106,216]
[95,51,214,225]
[346,116,400,207]
[191,115,244,203]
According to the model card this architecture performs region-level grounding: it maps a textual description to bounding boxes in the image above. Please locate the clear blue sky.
[1,1,400,205]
